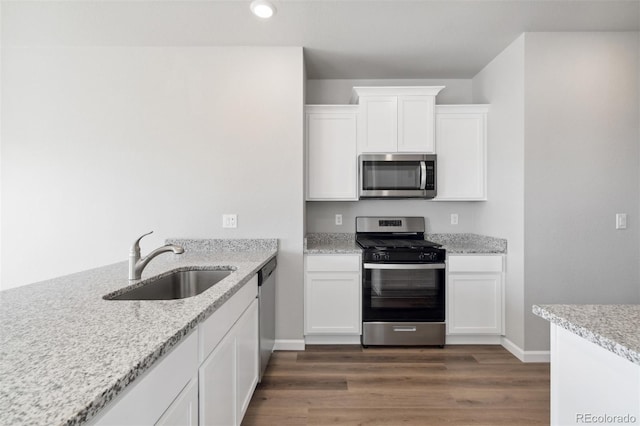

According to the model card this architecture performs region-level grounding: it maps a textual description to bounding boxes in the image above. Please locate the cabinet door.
[358,96,398,153]
[155,377,198,426]
[448,273,502,335]
[306,107,358,200]
[235,299,259,424]
[435,107,488,200]
[199,331,236,426]
[305,271,361,335]
[398,95,435,153]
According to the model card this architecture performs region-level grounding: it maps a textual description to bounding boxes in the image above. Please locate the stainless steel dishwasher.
[257,257,276,382]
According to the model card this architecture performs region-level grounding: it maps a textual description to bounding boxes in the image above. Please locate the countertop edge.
[533,304,640,367]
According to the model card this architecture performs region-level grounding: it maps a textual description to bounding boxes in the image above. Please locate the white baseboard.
[501,337,550,363]
[305,335,361,345]
[446,335,502,345]
[274,339,305,351]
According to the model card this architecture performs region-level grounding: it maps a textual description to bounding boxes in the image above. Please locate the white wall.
[306,201,479,234]
[472,35,526,350]
[524,32,640,351]
[1,46,306,341]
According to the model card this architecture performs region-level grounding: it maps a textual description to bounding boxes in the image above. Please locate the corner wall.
[471,35,526,350]
[524,32,640,351]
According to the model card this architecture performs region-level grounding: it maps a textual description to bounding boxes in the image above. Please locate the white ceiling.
[3,0,640,79]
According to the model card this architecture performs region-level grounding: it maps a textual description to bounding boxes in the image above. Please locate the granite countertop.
[427,233,507,254]
[304,232,506,254]
[0,239,277,426]
[304,233,361,254]
[533,304,640,366]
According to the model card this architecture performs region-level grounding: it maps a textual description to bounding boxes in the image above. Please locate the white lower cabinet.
[304,254,361,339]
[91,276,260,426]
[155,377,199,426]
[234,298,259,422]
[447,255,505,335]
[200,298,259,426]
[199,331,236,426]
[92,331,199,426]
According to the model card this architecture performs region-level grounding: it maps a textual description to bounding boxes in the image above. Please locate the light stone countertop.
[0,239,277,426]
[533,304,640,366]
[304,232,507,254]
[426,233,507,254]
[304,233,361,254]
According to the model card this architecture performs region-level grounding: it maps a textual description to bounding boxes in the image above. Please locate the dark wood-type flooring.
[243,345,550,426]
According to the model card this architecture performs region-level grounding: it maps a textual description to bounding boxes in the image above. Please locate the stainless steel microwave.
[359,154,437,199]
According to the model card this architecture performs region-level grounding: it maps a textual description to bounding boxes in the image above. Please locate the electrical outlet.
[223,214,237,228]
[335,214,343,226]
[616,213,627,230]
[451,213,459,225]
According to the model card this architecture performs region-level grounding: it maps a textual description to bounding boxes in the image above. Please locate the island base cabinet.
[199,299,259,426]
[91,331,199,426]
[155,377,198,426]
[550,325,640,426]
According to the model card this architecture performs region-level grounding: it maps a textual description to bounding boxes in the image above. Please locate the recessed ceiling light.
[250,0,276,19]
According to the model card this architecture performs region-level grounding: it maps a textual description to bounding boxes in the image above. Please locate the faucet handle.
[130,231,154,256]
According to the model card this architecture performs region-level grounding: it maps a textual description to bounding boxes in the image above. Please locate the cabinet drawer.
[448,255,503,273]
[198,276,258,362]
[306,255,360,272]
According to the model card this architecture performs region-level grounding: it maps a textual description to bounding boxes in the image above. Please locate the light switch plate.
[223,214,237,228]
[616,213,627,230]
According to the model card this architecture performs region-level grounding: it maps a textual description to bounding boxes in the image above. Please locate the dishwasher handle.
[258,257,277,286]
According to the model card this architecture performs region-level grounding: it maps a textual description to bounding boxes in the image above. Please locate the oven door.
[362,263,445,322]
[359,154,436,199]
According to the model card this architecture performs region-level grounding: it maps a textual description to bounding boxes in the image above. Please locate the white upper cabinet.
[351,86,444,154]
[434,105,489,201]
[305,105,358,201]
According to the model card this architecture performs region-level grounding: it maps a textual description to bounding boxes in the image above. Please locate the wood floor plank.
[306,407,549,426]
[242,345,550,426]
[258,376,348,391]
[298,352,477,364]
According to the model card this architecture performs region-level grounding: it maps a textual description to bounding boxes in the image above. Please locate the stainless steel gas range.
[356,216,446,347]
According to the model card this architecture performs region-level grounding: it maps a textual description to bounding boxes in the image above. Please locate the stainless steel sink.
[106,269,233,300]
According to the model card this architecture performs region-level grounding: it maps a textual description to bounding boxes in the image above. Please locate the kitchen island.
[0,239,277,426]
[534,304,640,426]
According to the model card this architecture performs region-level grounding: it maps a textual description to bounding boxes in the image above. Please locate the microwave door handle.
[420,161,427,190]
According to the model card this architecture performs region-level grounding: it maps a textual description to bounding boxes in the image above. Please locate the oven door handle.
[420,161,427,190]
[363,263,446,270]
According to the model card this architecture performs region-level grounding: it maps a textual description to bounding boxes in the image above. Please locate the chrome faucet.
[129,231,185,280]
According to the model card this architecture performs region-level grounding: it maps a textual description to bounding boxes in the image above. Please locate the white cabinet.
[199,279,259,426]
[351,86,444,154]
[235,298,259,422]
[305,105,358,201]
[550,325,640,425]
[304,254,361,338]
[199,331,235,426]
[447,255,504,335]
[92,331,199,426]
[434,105,488,201]
[155,377,198,426]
